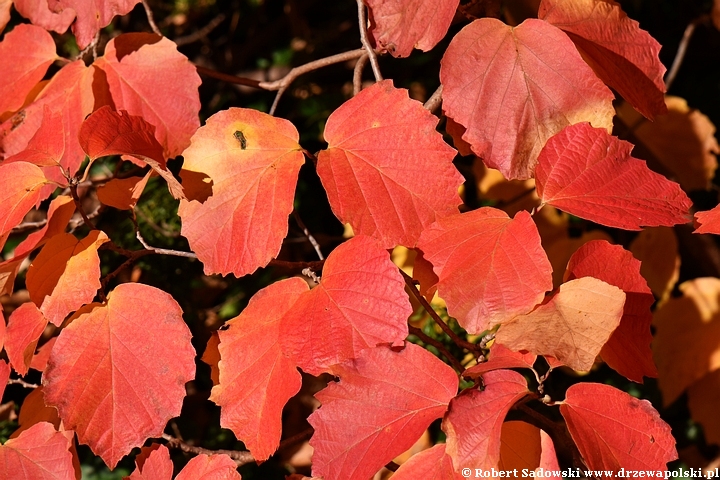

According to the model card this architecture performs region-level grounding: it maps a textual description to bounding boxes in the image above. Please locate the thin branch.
[195,65,263,88]
[665,15,707,90]
[356,0,382,81]
[293,211,324,260]
[279,427,314,450]
[11,219,48,233]
[353,53,369,95]
[136,231,198,258]
[8,378,39,389]
[162,434,255,466]
[69,183,94,229]
[424,85,443,112]
[408,325,465,373]
[100,249,154,291]
[268,87,287,116]
[269,259,325,270]
[400,270,480,353]
[174,13,226,47]
[142,0,162,36]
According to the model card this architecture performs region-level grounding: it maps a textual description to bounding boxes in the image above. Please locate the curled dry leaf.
[536,123,692,230]
[417,208,552,334]
[309,343,458,480]
[43,283,196,469]
[560,383,677,471]
[496,277,626,371]
[317,80,462,249]
[440,18,614,180]
[366,0,459,57]
[178,108,304,277]
[616,97,719,192]
[653,278,720,405]
[539,0,667,119]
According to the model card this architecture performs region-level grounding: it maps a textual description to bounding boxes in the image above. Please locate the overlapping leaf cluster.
[0,0,716,477]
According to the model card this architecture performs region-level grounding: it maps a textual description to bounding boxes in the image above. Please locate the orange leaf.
[30,337,57,373]
[94,33,201,158]
[442,370,529,471]
[539,0,667,119]
[630,227,680,302]
[496,277,625,371]
[463,343,537,379]
[175,453,241,480]
[565,240,657,382]
[280,236,412,375]
[309,343,458,480]
[0,422,75,480]
[4,105,65,167]
[5,302,48,376]
[13,0,75,34]
[391,444,462,480]
[210,277,308,461]
[499,421,542,470]
[560,383,677,471]
[0,24,57,116]
[26,231,109,326]
[536,123,692,230]
[318,80,461,248]
[49,0,140,49]
[0,162,48,251]
[178,108,304,276]
[687,370,720,446]
[11,387,61,438]
[42,283,196,468]
[201,332,220,387]
[417,208,552,334]
[97,172,153,210]
[367,0,459,57]
[440,18,614,180]
[14,194,76,258]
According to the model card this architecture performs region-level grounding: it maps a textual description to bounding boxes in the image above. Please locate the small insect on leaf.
[234,130,247,150]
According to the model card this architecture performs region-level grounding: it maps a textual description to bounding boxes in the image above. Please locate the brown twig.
[269,259,325,270]
[174,13,226,47]
[195,65,262,88]
[69,182,94,229]
[100,249,154,291]
[11,219,48,233]
[136,231,198,258]
[408,325,465,373]
[356,0,382,81]
[279,427,314,450]
[424,85,443,112]
[293,211,324,260]
[162,434,256,466]
[353,53,369,95]
[665,16,708,90]
[8,378,39,389]
[400,270,479,353]
[142,0,162,36]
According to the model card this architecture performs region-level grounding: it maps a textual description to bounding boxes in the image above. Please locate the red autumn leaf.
[0,360,9,401]
[201,333,220,387]
[442,370,529,471]
[175,453,241,480]
[317,80,461,248]
[499,421,542,470]
[13,0,75,34]
[0,258,24,297]
[4,106,65,167]
[1,60,96,200]
[42,283,196,468]
[79,106,184,199]
[12,387,61,438]
[0,24,57,116]
[413,249,439,301]
[0,422,75,480]
[94,33,201,158]
[210,277,308,461]
[417,208,552,334]
[694,205,720,234]
[97,172,153,210]
[5,302,48,376]
[178,107,304,276]
[535,123,692,230]
[309,343,458,480]
[565,240,657,382]
[440,18,614,180]
[0,162,48,251]
[495,277,625,371]
[26,230,109,326]
[391,444,462,480]
[30,337,57,373]
[14,194,76,258]
[560,383,677,471]
[366,0,459,57]
[539,0,667,120]
[463,343,537,379]
[127,444,174,480]
[280,235,412,375]
[48,0,141,49]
